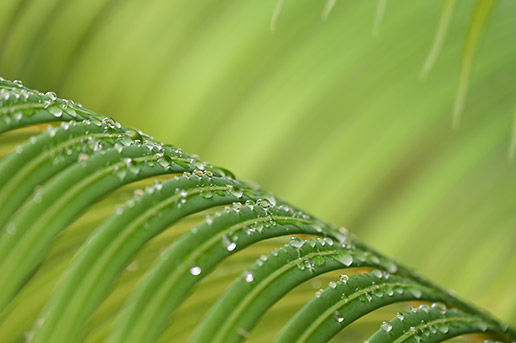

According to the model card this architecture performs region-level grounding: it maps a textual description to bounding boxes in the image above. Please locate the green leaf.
[452,0,498,127]
[193,238,413,343]
[366,305,501,343]
[276,271,444,342]
[420,0,458,80]
[108,203,344,343]
[31,175,258,343]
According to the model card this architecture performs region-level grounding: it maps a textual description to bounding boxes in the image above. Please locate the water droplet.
[313,255,325,266]
[190,266,201,276]
[227,242,237,251]
[418,304,430,312]
[157,158,169,169]
[409,288,422,298]
[381,321,392,332]
[200,189,213,199]
[289,237,304,249]
[48,106,63,118]
[477,322,488,332]
[371,269,383,278]
[44,91,56,100]
[334,311,344,323]
[228,186,243,198]
[385,261,398,273]
[438,325,449,334]
[384,286,394,296]
[336,254,353,266]
[245,272,254,283]
[117,170,127,180]
[431,302,447,312]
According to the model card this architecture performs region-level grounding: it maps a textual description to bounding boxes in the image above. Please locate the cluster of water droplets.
[288,237,339,273]
[202,197,301,241]
[0,78,92,126]
[374,304,496,342]
[333,247,398,276]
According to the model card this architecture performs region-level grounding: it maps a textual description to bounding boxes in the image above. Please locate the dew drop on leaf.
[336,254,353,266]
[190,266,201,276]
[227,242,237,251]
[381,321,392,332]
[438,325,449,334]
[245,272,254,283]
[409,288,422,298]
[48,106,63,118]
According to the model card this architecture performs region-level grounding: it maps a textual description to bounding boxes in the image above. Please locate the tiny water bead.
[337,254,353,266]
[409,287,422,299]
[339,274,349,282]
[385,260,398,273]
[289,236,304,249]
[431,302,447,312]
[245,272,254,283]
[190,266,202,276]
[222,235,237,251]
[227,242,237,251]
[437,324,449,334]
[418,304,430,313]
[371,269,383,278]
[48,106,63,118]
[381,321,393,332]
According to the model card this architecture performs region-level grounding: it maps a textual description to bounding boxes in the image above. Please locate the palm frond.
[0,77,514,342]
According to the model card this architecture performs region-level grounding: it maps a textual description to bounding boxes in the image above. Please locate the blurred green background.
[1,0,515,327]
